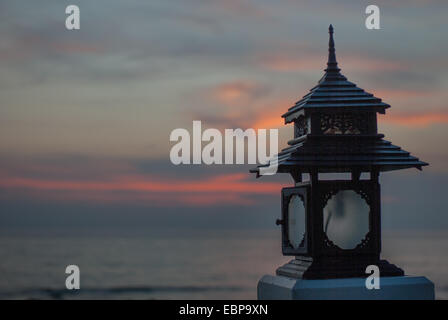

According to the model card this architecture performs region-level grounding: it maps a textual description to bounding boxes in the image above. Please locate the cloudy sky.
[1,0,447,232]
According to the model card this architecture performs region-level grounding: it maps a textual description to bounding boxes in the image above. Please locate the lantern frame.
[281,179,380,259]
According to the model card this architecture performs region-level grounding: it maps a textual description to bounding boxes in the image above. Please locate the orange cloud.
[380,112,448,127]
[249,96,448,130]
[251,99,291,129]
[258,55,322,72]
[253,109,448,130]
[209,81,263,105]
[252,115,284,130]
[252,109,448,130]
[374,89,435,100]
[0,172,282,207]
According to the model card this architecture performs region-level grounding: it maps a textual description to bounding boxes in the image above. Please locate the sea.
[0,229,446,299]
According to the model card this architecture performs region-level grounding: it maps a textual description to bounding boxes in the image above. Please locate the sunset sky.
[1,0,448,232]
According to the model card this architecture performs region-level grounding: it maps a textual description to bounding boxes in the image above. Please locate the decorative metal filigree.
[298,234,306,248]
[320,112,368,134]
[323,232,371,252]
[356,188,372,206]
[294,116,308,137]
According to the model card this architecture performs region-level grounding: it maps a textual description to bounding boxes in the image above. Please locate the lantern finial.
[327,24,339,71]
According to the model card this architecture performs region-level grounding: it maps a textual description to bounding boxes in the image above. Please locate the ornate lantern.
[251,25,427,280]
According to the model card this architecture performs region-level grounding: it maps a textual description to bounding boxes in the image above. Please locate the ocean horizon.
[0,228,446,300]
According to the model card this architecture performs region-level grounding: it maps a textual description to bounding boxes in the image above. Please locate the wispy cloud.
[257,54,407,73]
[207,80,268,105]
[0,171,281,207]
[380,111,448,127]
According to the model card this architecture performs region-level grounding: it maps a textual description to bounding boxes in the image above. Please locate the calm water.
[0,229,446,299]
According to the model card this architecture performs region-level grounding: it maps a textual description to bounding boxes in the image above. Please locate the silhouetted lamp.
[251,25,428,280]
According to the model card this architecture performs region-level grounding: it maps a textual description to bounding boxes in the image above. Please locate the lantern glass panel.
[323,190,369,249]
[288,195,306,249]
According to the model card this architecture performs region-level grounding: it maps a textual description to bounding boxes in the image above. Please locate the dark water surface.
[0,229,446,299]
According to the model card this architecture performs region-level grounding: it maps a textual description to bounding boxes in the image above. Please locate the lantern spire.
[326,24,340,72]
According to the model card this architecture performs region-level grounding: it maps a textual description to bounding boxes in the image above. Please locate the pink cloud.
[0,172,282,207]
[206,80,266,105]
[380,112,448,127]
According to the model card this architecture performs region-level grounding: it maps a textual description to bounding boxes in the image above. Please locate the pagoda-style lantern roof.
[252,25,427,176]
[283,25,390,122]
